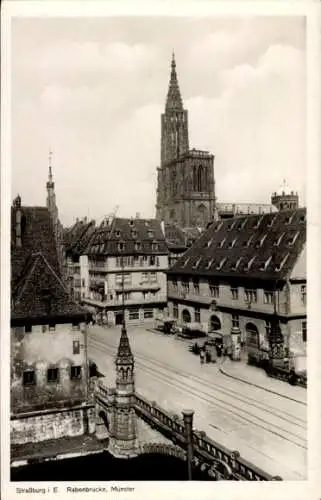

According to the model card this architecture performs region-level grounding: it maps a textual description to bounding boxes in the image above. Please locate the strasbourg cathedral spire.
[156,53,217,229]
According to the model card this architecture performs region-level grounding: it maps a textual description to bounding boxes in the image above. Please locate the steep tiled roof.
[64,219,96,259]
[11,206,60,289]
[168,208,306,281]
[11,205,90,323]
[85,217,168,256]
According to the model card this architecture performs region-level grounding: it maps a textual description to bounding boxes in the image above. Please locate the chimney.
[160,220,165,237]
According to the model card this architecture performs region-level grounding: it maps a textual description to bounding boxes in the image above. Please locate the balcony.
[113,283,161,292]
[82,294,167,308]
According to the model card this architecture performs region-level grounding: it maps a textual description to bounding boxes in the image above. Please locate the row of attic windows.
[182,253,290,272]
[203,231,300,250]
[213,212,305,233]
[90,241,160,254]
[115,229,155,239]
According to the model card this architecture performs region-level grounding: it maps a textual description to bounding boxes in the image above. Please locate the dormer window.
[115,230,121,238]
[238,218,247,231]
[152,242,159,251]
[260,256,272,271]
[145,221,150,227]
[183,257,190,268]
[227,220,237,231]
[131,230,137,239]
[192,257,202,269]
[218,238,226,249]
[215,222,223,232]
[244,256,256,271]
[216,257,227,270]
[253,215,264,229]
[206,258,214,270]
[288,231,299,246]
[255,234,267,248]
[129,219,134,226]
[300,214,306,223]
[267,215,277,227]
[147,230,154,238]
[135,242,141,251]
[285,214,294,224]
[243,235,254,247]
[275,253,289,272]
[274,233,285,247]
[228,238,237,249]
[117,242,125,252]
[232,257,243,271]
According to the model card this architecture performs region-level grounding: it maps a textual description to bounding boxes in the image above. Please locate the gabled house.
[11,196,95,447]
[80,216,169,326]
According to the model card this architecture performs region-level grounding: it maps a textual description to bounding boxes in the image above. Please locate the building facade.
[167,208,306,366]
[271,180,299,211]
[156,54,216,229]
[80,217,169,326]
[64,217,96,301]
[11,196,95,447]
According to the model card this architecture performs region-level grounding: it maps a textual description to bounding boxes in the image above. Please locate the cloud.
[11,17,306,225]
[23,41,160,76]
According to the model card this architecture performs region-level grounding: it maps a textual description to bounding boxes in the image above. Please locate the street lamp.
[121,245,126,328]
[268,259,284,368]
[182,409,194,481]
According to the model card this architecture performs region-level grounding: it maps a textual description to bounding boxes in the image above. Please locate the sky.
[11,16,306,227]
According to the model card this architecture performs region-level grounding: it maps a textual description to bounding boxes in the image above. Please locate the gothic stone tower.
[108,324,138,458]
[156,54,216,229]
[46,152,66,278]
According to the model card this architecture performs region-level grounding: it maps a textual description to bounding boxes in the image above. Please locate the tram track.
[88,334,307,450]
[88,332,306,425]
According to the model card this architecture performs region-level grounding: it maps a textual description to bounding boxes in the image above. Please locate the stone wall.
[11,405,96,446]
[11,323,87,413]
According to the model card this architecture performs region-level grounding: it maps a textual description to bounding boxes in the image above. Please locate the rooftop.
[11,202,90,323]
[86,217,168,257]
[168,208,306,281]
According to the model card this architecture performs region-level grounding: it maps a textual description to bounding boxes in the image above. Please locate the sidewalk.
[219,358,306,405]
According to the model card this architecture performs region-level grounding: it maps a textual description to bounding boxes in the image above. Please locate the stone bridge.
[95,380,282,481]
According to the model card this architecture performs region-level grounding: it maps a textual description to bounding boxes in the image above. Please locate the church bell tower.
[160,52,189,166]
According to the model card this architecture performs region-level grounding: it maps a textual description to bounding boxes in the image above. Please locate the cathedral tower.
[156,54,216,229]
[109,324,138,457]
[160,52,189,166]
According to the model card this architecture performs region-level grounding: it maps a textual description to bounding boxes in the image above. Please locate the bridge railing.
[134,392,278,481]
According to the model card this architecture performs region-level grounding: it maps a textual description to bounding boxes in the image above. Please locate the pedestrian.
[200,348,205,365]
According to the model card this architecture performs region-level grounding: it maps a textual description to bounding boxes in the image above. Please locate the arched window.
[197,165,207,192]
[182,309,191,323]
[210,315,221,331]
[193,166,197,191]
